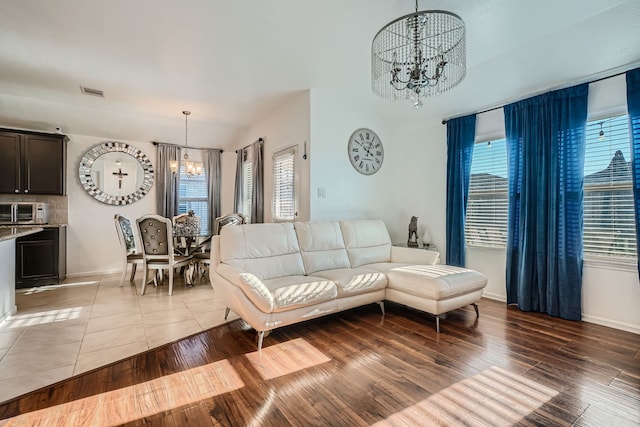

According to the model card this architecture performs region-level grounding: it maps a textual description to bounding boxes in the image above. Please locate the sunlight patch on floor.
[18,280,100,294]
[1,359,244,426]
[1,306,87,328]
[373,366,558,426]
[245,338,331,380]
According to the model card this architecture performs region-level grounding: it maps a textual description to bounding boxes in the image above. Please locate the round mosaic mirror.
[79,142,154,205]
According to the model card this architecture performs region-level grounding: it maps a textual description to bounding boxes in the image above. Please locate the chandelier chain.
[180,110,202,178]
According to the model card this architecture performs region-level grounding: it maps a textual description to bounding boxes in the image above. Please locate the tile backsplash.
[0,194,68,224]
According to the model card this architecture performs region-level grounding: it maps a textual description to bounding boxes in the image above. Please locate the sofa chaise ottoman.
[210,219,487,349]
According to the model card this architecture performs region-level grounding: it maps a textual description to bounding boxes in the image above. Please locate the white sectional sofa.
[210,219,487,349]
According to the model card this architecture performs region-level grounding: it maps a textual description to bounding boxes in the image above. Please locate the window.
[465,139,509,248]
[272,146,297,221]
[241,149,253,223]
[583,115,636,261]
[177,151,209,234]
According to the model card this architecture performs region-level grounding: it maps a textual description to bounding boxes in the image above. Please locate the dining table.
[173,227,212,286]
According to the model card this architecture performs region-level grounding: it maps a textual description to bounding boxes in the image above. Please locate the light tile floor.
[0,272,238,403]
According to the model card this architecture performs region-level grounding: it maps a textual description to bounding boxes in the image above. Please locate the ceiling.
[0,0,638,149]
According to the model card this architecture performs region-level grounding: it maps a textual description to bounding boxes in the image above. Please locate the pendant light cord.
[183,110,191,151]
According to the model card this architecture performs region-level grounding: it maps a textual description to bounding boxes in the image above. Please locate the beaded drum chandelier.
[371,1,466,109]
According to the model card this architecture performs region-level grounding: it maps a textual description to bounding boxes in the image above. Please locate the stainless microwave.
[0,202,50,224]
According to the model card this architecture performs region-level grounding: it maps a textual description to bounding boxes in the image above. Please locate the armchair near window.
[136,214,193,296]
[114,214,144,287]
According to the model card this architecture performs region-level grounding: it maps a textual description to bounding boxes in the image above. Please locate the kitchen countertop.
[0,227,44,242]
[0,223,67,229]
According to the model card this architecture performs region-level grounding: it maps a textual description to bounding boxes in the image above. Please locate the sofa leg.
[224,307,230,320]
[376,301,385,315]
[257,331,265,352]
[436,316,440,333]
[472,303,479,318]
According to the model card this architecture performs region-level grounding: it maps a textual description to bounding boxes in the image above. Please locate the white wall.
[581,75,640,333]
[0,239,16,320]
[466,75,640,334]
[66,135,156,276]
[308,88,448,248]
[309,88,388,221]
[220,150,237,216]
[466,107,509,300]
[381,119,448,248]
[224,91,311,222]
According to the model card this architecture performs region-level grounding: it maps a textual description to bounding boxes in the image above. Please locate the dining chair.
[193,239,213,277]
[172,213,189,249]
[196,213,247,276]
[214,213,247,235]
[114,214,144,287]
[172,213,190,226]
[173,212,202,251]
[136,214,194,296]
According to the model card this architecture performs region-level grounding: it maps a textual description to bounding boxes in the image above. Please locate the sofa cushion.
[219,223,305,280]
[340,220,392,267]
[216,262,337,313]
[294,221,351,274]
[263,275,338,313]
[366,262,414,274]
[313,267,387,297]
[382,264,488,300]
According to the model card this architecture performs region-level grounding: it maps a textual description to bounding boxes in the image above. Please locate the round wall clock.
[347,128,384,175]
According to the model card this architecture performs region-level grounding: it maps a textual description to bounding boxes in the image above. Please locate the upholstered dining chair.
[193,245,211,278]
[136,214,193,296]
[214,213,247,235]
[172,213,189,250]
[172,213,189,224]
[114,214,144,287]
[195,213,247,276]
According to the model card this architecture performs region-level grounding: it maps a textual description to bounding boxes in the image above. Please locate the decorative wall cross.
[112,168,129,189]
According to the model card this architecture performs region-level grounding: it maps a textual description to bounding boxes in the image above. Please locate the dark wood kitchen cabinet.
[0,129,67,195]
[15,227,67,288]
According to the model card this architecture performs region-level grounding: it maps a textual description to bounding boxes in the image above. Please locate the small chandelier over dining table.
[170,110,203,177]
[371,0,466,109]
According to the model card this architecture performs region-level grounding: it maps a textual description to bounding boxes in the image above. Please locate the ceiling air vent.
[80,86,104,97]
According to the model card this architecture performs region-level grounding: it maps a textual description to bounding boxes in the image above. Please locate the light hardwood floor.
[0,272,236,403]
[0,298,638,426]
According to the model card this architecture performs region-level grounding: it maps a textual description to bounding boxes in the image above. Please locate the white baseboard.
[0,305,17,323]
[481,293,639,335]
[581,314,640,335]
[65,268,120,278]
[481,292,506,302]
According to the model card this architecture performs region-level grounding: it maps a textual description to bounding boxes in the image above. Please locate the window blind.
[272,146,297,221]
[583,115,636,261]
[242,158,253,223]
[177,167,209,234]
[465,139,509,248]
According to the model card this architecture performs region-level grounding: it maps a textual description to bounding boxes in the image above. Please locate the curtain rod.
[441,66,636,125]
[235,137,264,153]
[152,141,223,153]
